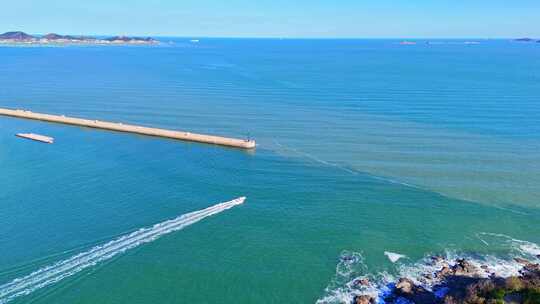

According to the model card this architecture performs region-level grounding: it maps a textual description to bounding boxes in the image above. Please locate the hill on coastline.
[0,31,35,40]
[0,31,158,44]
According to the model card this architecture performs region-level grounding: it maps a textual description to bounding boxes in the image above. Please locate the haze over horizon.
[1,0,539,38]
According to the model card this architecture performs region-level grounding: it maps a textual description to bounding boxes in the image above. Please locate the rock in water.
[435,265,452,279]
[393,278,438,304]
[353,295,375,304]
[430,255,445,264]
[382,258,540,304]
[353,278,370,286]
[395,278,414,294]
[452,259,479,276]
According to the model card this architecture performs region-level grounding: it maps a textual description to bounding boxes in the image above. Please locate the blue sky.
[1,0,538,38]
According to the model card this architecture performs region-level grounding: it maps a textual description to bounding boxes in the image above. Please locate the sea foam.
[317,234,540,304]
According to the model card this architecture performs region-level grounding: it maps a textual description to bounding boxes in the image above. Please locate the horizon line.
[1,30,537,40]
[1,31,536,40]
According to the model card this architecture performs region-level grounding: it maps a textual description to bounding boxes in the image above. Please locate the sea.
[0,38,539,303]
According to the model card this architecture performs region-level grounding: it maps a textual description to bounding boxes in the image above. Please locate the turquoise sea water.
[0,39,539,303]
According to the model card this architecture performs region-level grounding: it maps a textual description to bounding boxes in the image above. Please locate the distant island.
[513,38,540,43]
[513,37,540,43]
[0,31,159,45]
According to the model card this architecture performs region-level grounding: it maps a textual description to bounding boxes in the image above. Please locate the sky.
[1,0,538,38]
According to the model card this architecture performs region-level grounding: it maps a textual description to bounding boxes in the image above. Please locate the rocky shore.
[0,31,158,45]
[353,256,540,304]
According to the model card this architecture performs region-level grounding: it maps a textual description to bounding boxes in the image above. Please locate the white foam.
[0,197,245,304]
[520,243,540,256]
[384,252,406,263]
[477,232,540,260]
[317,235,540,304]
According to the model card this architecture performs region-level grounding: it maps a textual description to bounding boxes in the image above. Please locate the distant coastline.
[0,31,159,45]
[513,37,539,42]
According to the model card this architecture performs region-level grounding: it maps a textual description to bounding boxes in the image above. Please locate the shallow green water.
[0,39,539,303]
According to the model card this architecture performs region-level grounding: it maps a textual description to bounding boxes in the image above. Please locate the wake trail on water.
[271,140,530,217]
[271,139,358,175]
[271,139,422,190]
[0,197,246,304]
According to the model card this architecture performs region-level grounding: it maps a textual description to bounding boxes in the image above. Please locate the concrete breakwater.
[0,108,256,149]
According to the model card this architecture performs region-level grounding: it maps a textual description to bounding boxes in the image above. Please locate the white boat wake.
[0,197,246,304]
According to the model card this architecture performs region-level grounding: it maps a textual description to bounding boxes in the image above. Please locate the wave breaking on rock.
[317,234,540,304]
